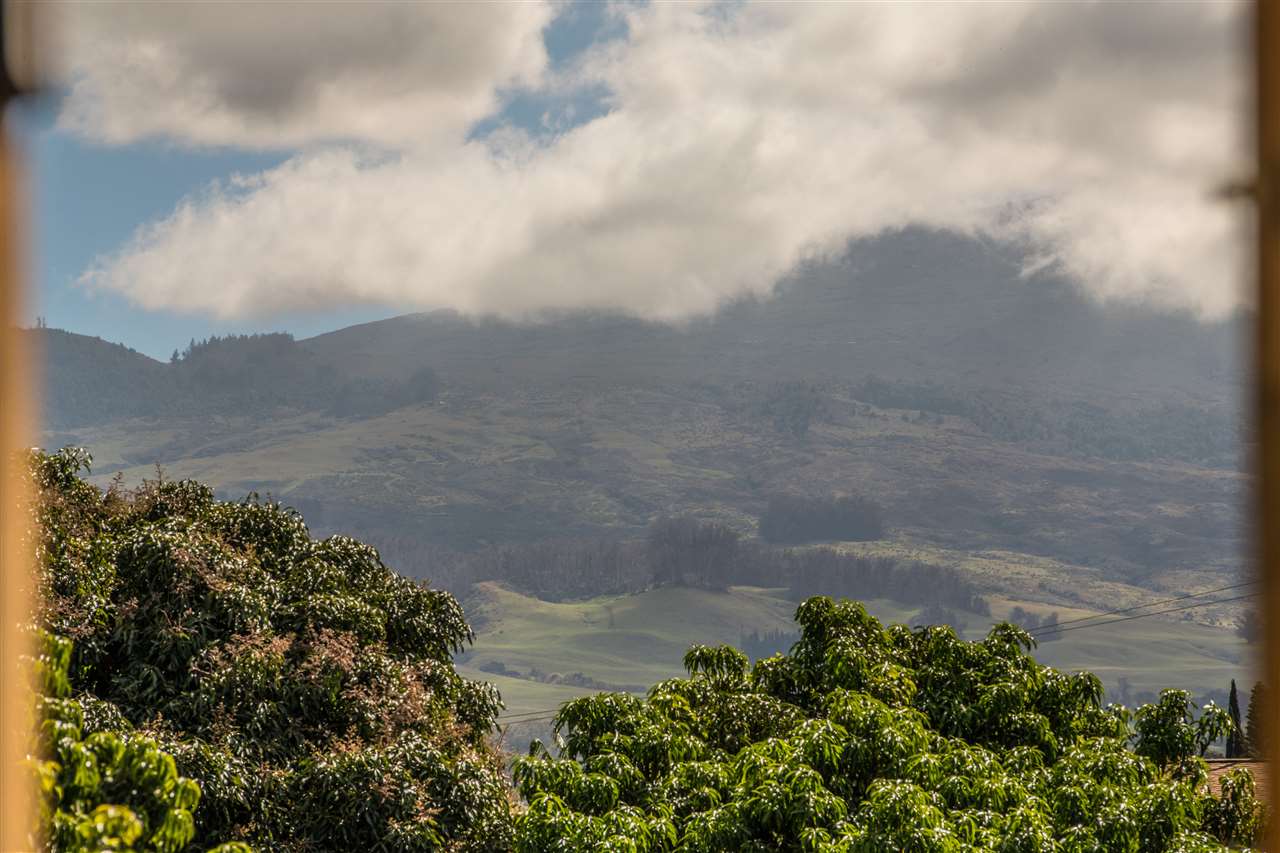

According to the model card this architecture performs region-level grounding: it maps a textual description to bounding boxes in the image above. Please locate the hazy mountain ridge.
[38,229,1243,428]
[301,229,1244,407]
[32,328,172,431]
[36,229,1250,622]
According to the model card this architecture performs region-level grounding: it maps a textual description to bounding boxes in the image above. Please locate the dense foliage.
[454,538,652,601]
[37,329,442,429]
[173,334,440,419]
[646,517,744,588]
[27,449,1263,851]
[448,518,985,616]
[28,629,250,852]
[1246,682,1268,760]
[30,448,510,851]
[782,548,989,616]
[746,381,830,438]
[856,376,1238,469]
[758,495,885,545]
[514,598,1262,851]
[32,328,174,430]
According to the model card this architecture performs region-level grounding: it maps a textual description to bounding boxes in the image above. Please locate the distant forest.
[36,329,440,426]
[758,493,884,543]
[855,376,1240,468]
[31,310,1245,619]
[34,324,1239,469]
[428,514,989,617]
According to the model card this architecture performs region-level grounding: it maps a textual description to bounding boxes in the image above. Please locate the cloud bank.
[56,2,553,149]
[60,1,1249,321]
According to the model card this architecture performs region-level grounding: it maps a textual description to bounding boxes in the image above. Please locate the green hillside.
[37,230,1254,730]
[28,449,1264,851]
[61,380,1245,593]
[459,583,1251,738]
[460,583,801,690]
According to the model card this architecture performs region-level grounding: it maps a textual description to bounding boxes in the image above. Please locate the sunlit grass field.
[460,581,1254,739]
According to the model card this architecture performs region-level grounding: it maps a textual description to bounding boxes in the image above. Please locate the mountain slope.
[36,228,1251,637]
[37,229,1243,430]
[301,228,1243,407]
[31,328,174,430]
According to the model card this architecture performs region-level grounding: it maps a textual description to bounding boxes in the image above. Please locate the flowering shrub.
[30,448,510,851]
[27,448,1266,851]
[29,629,253,852]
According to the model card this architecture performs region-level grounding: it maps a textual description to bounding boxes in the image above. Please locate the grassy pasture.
[462,583,1254,737]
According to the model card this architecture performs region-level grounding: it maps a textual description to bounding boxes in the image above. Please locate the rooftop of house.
[1205,759,1269,804]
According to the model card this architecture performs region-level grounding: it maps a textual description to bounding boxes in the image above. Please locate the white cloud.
[54,1,554,149]
[68,1,1250,321]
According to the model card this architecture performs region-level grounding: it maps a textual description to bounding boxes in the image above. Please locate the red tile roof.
[1205,759,1269,805]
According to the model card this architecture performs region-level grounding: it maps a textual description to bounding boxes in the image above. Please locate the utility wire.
[1036,580,1258,631]
[496,712,558,722]
[498,710,559,724]
[498,710,557,721]
[495,584,1258,722]
[1030,592,1258,639]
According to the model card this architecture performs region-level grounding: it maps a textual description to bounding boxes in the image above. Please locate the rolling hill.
[33,228,1255,693]
[459,582,1251,751]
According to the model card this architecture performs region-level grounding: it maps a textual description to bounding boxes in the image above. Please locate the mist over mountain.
[35,229,1249,630]
[38,229,1243,430]
[307,229,1242,404]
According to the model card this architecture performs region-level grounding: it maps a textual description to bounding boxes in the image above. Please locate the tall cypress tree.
[1227,679,1243,758]
[1246,681,1268,759]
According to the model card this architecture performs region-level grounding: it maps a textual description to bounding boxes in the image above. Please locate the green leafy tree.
[25,448,1269,851]
[514,597,1263,851]
[1226,680,1243,758]
[1201,766,1267,848]
[1133,690,1232,775]
[29,448,512,851]
[1246,681,1268,759]
[27,629,250,853]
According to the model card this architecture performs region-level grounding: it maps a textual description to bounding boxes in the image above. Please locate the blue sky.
[15,1,617,361]
[15,102,312,360]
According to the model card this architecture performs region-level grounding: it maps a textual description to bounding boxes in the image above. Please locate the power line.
[1033,592,1257,638]
[498,711,556,722]
[1036,580,1258,631]
[499,712,555,722]
[498,710,559,724]
[493,585,1257,723]
[1030,592,1258,639]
